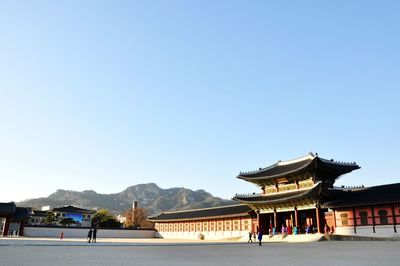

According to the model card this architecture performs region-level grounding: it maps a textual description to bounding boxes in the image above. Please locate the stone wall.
[156,230,248,240]
[24,226,156,238]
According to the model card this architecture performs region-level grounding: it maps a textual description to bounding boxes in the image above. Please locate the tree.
[91,209,122,228]
[122,207,154,229]
[45,212,57,225]
[59,217,76,227]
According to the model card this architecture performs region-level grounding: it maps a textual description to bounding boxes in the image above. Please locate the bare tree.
[123,207,154,229]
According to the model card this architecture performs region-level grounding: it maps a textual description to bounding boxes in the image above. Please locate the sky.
[0,0,399,202]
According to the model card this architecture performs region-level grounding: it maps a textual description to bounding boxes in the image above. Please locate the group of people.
[248,223,336,245]
[248,231,263,246]
[324,224,335,234]
[87,228,98,243]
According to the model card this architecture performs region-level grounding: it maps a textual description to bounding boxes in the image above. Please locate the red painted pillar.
[294,207,299,228]
[256,211,261,233]
[316,206,321,233]
[391,205,397,233]
[371,206,376,233]
[274,209,277,229]
[3,218,10,237]
[352,208,357,234]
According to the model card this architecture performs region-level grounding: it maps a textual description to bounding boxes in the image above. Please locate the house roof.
[0,202,30,220]
[237,153,360,186]
[0,202,16,215]
[148,204,253,222]
[322,183,400,208]
[11,207,31,221]
[52,205,95,214]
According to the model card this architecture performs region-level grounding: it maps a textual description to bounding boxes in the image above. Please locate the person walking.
[87,229,92,243]
[258,230,263,246]
[248,232,253,243]
[92,228,97,243]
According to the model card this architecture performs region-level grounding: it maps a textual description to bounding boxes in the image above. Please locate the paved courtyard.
[0,239,399,266]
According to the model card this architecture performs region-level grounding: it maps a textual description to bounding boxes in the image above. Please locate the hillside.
[17,183,235,216]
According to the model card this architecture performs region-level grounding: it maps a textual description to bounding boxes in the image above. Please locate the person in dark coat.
[92,228,97,243]
[248,232,253,243]
[258,230,263,246]
[87,229,92,243]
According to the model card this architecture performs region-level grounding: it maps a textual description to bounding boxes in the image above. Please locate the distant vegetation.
[18,183,235,216]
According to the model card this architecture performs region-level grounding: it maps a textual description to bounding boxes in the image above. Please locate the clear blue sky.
[0,1,399,202]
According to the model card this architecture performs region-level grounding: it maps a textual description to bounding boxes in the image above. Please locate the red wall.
[334,204,400,227]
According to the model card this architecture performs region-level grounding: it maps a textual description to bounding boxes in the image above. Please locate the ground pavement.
[0,237,399,266]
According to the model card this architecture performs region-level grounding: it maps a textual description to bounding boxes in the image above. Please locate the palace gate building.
[149,153,400,240]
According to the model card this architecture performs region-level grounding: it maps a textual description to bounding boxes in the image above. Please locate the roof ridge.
[318,157,359,166]
[239,153,315,175]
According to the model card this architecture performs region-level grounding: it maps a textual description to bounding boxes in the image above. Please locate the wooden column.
[371,206,376,233]
[294,207,299,228]
[352,207,357,234]
[391,204,397,233]
[316,206,321,233]
[333,209,337,228]
[3,218,10,236]
[256,211,260,232]
[273,209,277,229]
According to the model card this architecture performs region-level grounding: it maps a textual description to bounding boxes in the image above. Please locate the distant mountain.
[17,183,235,216]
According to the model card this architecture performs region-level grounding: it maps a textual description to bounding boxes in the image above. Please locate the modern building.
[52,205,95,227]
[0,202,31,236]
[149,153,400,239]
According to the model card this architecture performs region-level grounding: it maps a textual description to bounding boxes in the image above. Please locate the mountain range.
[17,183,235,216]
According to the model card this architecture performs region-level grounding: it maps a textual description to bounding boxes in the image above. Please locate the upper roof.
[148,204,253,222]
[237,153,360,186]
[322,183,400,208]
[52,205,95,214]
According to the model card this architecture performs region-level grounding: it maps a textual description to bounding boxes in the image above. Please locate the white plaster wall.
[24,227,156,238]
[335,225,400,238]
[157,230,248,241]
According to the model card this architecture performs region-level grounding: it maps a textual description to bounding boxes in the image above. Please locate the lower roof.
[233,183,323,205]
[148,204,253,222]
[322,183,400,208]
